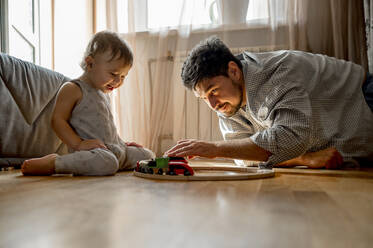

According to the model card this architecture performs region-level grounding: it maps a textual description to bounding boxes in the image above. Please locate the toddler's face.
[87,51,131,93]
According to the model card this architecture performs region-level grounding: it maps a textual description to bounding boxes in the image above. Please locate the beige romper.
[54,79,154,176]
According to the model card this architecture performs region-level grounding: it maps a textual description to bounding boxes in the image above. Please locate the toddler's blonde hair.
[80,30,133,70]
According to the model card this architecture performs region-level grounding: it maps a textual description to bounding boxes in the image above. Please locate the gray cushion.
[0,53,70,159]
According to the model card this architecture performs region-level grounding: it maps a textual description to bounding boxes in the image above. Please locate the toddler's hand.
[77,139,107,151]
[125,142,143,148]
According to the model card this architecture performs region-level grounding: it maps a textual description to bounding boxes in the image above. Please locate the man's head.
[181,36,245,117]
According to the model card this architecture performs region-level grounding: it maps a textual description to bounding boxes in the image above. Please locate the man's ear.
[85,56,94,69]
[227,61,241,81]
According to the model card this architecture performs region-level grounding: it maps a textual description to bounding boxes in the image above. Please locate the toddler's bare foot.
[277,148,343,169]
[21,154,57,176]
[302,148,343,169]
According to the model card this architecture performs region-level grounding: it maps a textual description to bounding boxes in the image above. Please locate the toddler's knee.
[141,147,156,160]
[90,149,119,176]
[123,147,155,170]
[102,160,119,176]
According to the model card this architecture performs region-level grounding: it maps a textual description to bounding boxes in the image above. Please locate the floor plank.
[1,159,372,248]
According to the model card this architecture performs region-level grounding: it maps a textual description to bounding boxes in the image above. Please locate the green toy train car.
[136,157,195,176]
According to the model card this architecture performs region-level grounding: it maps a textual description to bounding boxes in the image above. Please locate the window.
[8,0,40,63]
[147,0,215,29]
[1,0,55,68]
[117,0,270,33]
[148,0,269,29]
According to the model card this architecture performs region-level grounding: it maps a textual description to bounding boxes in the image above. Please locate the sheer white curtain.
[99,0,367,155]
[274,0,367,67]
[101,0,231,155]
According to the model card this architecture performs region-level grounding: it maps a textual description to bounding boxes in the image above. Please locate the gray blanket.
[0,53,70,167]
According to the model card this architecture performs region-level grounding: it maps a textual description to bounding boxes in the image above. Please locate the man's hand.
[164,139,219,159]
[77,139,107,151]
[125,142,143,148]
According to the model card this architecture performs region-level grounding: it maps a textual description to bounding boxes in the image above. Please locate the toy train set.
[136,157,195,176]
[134,157,275,181]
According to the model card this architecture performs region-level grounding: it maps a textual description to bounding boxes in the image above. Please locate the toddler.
[22,31,154,176]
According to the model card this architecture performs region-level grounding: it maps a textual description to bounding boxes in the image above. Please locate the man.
[165,37,373,169]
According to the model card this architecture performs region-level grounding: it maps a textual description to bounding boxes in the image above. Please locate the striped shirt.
[218,50,373,168]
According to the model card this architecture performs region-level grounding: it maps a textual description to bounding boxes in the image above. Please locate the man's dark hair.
[181,36,242,90]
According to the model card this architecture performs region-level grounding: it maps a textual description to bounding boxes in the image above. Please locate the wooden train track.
[133,166,275,181]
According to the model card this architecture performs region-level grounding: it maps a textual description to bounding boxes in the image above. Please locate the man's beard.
[219,82,243,117]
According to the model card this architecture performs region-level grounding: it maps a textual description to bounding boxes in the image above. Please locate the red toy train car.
[136,157,194,176]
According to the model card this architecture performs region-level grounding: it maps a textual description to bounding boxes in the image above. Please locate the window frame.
[0,0,9,53]
[1,0,41,64]
[8,0,40,64]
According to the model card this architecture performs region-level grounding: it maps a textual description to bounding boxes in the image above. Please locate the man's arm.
[165,137,343,169]
[164,138,271,161]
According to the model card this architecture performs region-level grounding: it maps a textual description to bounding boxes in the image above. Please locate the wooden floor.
[1,159,373,248]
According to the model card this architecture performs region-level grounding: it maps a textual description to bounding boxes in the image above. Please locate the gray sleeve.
[250,82,312,168]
